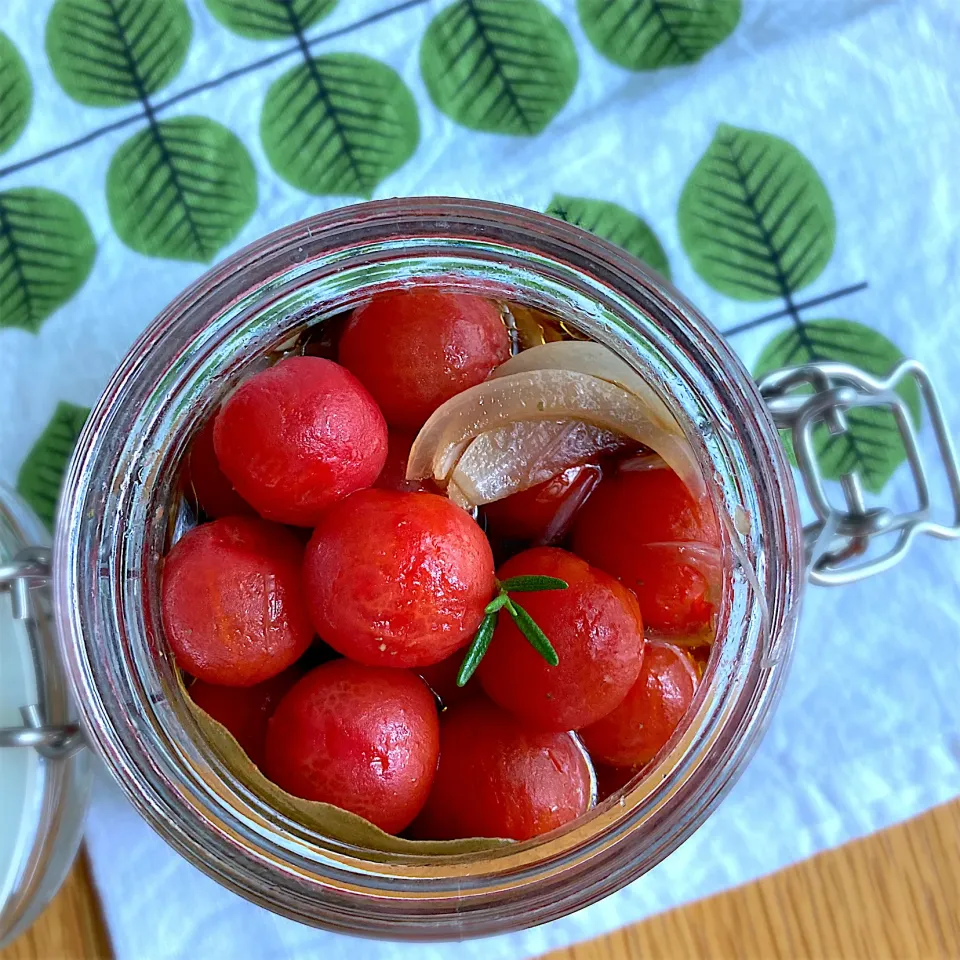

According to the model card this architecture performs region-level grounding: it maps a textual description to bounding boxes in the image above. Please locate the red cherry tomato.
[182,418,255,519]
[627,544,718,635]
[410,699,594,841]
[477,547,644,732]
[263,660,439,834]
[338,290,510,429]
[189,665,302,768]
[483,463,602,546]
[576,464,718,542]
[161,517,314,686]
[579,641,699,768]
[303,489,495,668]
[373,431,431,493]
[571,465,720,635]
[213,356,387,526]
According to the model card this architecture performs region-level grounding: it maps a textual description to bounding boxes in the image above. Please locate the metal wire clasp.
[0,549,84,758]
[757,359,960,586]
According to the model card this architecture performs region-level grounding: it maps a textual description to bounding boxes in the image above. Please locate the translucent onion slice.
[450,420,627,505]
[619,451,668,473]
[445,477,474,511]
[406,369,704,498]
[492,341,680,435]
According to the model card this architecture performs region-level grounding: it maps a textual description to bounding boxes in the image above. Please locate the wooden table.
[4,799,958,960]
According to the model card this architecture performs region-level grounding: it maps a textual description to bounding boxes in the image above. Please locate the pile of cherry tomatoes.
[163,289,720,841]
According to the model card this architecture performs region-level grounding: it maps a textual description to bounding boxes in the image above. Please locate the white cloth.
[2,0,959,957]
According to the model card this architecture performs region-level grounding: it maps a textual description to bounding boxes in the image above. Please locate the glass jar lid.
[0,483,90,949]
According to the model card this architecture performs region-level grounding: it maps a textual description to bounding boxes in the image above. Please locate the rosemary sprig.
[456,575,567,687]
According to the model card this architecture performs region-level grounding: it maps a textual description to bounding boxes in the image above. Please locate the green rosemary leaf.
[484,593,510,614]
[456,611,498,686]
[499,575,569,593]
[506,599,560,666]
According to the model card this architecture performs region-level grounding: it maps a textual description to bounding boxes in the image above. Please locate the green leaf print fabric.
[45,0,193,106]
[420,0,579,135]
[0,30,32,153]
[546,193,671,278]
[678,124,836,301]
[260,53,419,197]
[106,115,257,261]
[2,2,959,959]
[753,319,921,493]
[578,0,741,71]
[15,399,90,527]
[0,187,95,332]
[205,0,337,39]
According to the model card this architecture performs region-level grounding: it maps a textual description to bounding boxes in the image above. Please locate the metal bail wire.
[757,359,960,586]
[0,548,84,758]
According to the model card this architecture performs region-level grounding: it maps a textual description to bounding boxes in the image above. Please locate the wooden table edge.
[3,798,958,960]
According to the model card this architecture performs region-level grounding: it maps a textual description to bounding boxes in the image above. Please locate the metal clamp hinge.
[757,359,960,586]
[0,550,84,759]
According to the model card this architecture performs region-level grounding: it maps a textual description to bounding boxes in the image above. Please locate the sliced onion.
[445,478,474,511]
[407,369,704,498]
[492,341,680,435]
[619,451,669,473]
[451,420,628,505]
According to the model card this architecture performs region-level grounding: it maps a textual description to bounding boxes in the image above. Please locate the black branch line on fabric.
[722,280,869,337]
[0,0,431,182]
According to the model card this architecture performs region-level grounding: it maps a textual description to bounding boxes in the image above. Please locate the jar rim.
[54,198,804,937]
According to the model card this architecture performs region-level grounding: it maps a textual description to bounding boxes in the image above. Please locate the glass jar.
[49,198,806,938]
[13,198,808,941]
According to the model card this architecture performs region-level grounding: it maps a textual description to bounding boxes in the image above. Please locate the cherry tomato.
[189,665,302,768]
[576,464,718,543]
[627,544,718,635]
[410,698,594,841]
[213,356,387,526]
[303,489,495,668]
[571,465,720,635]
[374,431,431,493]
[477,547,644,732]
[483,463,602,546]
[338,290,510,429]
[263,660,439,834]
[161,516,314,686]
[579,641,699,768]
[182,418,255,519]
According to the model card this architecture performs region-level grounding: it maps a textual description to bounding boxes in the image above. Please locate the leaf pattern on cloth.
[106,115,257,262]
[16,401,91,529]
[678,124,836,301]
[578,0,741,71]
[677,123,915,492]
[2,4,912,501]
[260,53,419,197]
[204,0,337,39]
[753,320,921,493]
[546,193,671,278]
[0,31,32,153]
[420,0,579,135]
[45,0,193,106]
[0,187,96,333]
